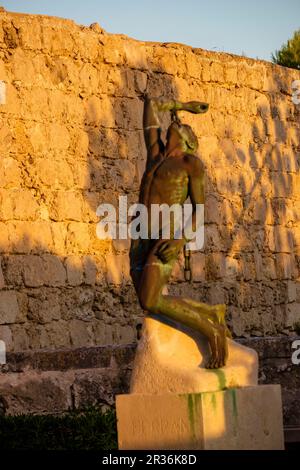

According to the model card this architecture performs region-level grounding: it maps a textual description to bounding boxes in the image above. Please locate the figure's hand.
[156,239,185,264]
[184,101,209,114]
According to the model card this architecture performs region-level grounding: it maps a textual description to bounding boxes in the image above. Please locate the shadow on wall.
[0,34,184,353]
[0,21,299,353]
[169,67,300,338]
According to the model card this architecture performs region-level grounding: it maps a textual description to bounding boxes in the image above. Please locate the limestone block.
[35,159,74,189]
[225,64,238,83]
[0,262,4,288]
[51,191,83,221]
[69,319,93,347]
[210,62,224,83]
[28,294,60,324]
[0,291,19,324]
[0,325,12,350]
[286,303,300,328]
[23,254,66,287]
[12,189,39,221]
[0,222,9,249]
[66,222,90,253]
[276,253,297,280]
[262,255,277,280]
[105,252,130,285]
[287,281,297,303]
[73,367,130,409]
[103,36,125,65]
[204,194,220,223]
[191,252,205,282]
[130,315,258,394]
[83,255,97,285]
[10,324,30,351]
[116,385,284,450]
[0,370,74,414]
[0,157,22,188]
[44,321,72,348]
[51,222,68,255]
[42,254,66,286]
[65,255,84,286]
[205,253,226,281]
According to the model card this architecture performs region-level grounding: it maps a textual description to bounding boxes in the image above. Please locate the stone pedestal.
[116,315,284,450]
[130,315,258,394]
[116,385,284,450]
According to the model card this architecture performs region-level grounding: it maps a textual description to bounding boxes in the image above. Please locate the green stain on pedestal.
[183,394,201,440]
[230,389,238,418]
[187,395,195,438]
[181,386,237,441]
[207,368,227,390]
[229,388,238,436]
[210,392,217,410]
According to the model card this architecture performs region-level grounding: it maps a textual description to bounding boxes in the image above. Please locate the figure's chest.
[154,159,188,184]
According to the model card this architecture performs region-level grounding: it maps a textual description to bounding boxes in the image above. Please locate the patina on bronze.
[130,96,230,369]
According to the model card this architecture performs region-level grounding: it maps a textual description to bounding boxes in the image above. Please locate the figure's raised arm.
[143,97,209,164]
[143,97,164,161]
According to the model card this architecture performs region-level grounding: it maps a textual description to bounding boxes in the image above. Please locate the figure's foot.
[206,324,228,369]
[210,304,232,339]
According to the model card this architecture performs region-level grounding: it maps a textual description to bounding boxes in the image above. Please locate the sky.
[1,0,300,61]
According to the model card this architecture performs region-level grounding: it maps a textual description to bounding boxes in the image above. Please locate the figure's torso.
[139,153,192,239]
[140,154,190,207]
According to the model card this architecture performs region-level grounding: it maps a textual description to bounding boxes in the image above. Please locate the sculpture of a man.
[130,96,230,369]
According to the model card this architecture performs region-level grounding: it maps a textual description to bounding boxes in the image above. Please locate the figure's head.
[166,121,199,154]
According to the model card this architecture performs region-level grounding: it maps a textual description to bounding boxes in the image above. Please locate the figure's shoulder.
[183,154,204,175]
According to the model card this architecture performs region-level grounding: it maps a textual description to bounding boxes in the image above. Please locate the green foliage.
[0,407,117,450]
[272,29,300,70]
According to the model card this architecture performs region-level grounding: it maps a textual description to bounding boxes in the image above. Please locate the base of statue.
[116,315,284,449]
[116,385,284,450]
[130,315,259,394]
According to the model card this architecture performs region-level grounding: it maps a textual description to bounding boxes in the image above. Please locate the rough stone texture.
[0,337,298,432]
[0,370,74,414]
[0,344,134,415]
[130,315,258,394]
[0,10,299,352]
[116,385,284,450]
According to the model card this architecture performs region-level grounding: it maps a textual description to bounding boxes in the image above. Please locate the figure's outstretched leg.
[138,252,228,368]
[180,299,232,338]
[154,294,228,368]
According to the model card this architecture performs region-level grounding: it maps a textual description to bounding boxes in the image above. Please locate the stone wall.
[0,9,300,354]
[0,337,299,432]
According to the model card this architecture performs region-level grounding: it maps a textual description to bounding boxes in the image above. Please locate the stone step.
[0,337,299,428]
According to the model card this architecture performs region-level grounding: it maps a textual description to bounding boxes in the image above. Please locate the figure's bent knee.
[139,290,159,313]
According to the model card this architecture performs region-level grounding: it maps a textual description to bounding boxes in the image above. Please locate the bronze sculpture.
[130,96,230,369]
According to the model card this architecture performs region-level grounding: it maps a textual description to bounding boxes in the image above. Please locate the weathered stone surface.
[0,291,19,324]
[0,8,299,355]
[116,385,284,450]
[73,368,131,409]
[130,316,258,394]
[0,325,12,350]
[0,344,135,374]
[0,338,298,434]
[0,370,74,415]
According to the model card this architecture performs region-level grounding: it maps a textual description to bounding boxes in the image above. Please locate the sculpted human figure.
[130,96,230,369]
